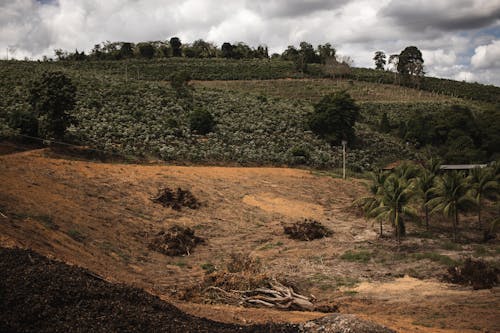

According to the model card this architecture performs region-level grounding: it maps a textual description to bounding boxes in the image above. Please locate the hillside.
[1,59,497,169]
[1,149,499,332]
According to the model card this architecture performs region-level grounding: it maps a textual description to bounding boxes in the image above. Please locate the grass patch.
[441,241,462,251]
[38,215,58,230]
[340,250,372,263]
[67,229,86,243]
[200,262,216,273]
[411,252,457,267]
[258,242,283,251]
[171,261,187,268]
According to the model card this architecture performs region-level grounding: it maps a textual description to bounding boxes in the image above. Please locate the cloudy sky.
[2,0,500,86]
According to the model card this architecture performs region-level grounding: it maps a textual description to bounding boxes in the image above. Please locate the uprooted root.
[148,225,204,256]
[283,219,332,241]
[183,252,314,311]
[446,258,499,289]
[150,187,200,210]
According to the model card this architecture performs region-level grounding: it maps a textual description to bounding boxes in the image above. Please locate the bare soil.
[0,148,499,332]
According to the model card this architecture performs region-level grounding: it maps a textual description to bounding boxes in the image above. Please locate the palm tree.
[373,174,415,245]
[355,171,387,237]
[468,167,498,230]
[415,169,435,229]
[428,171,474,242]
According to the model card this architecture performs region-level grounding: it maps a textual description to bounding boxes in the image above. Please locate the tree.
[189,109,215,134]
[308,91,359,145]
[415,169,436,229]
[28,71,76,140]
[373,174,414,244]
[467,167,498,231]
[170,70,192,99]
[169,37,182,57]
[397,46,424,86]
[355,171,387,237]
[221,42,233,58]
[138,43,155,59]
[373,51,386,70]
[317,43,336,64]
[379,112,391,133]
[428,172,474,242]
[120,42,134,58]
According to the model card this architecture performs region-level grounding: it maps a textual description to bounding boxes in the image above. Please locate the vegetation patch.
[445,258,499,290]
[67,229,86,242]
[283,219,332,241]
[150,187,200,210]
[340,250,372,263]
[148,225,204,256]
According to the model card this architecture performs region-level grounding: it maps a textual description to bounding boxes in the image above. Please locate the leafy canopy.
[308,90,359,145]
[28,71,76,140]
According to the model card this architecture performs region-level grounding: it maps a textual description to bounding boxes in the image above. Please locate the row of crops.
[0,60,417,170]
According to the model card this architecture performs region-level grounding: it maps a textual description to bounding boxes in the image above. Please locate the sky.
[1,0,500,86]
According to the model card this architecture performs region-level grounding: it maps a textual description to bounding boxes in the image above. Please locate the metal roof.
[439,164,487,170]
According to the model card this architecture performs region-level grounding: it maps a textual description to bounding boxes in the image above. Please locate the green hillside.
[1,59,498,170]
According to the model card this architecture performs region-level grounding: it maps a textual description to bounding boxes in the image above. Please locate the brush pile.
[283,219,332,241]
[446,258,499,289]
[149,225,204,256]
[185,253,314,311]
[150,187,200,210]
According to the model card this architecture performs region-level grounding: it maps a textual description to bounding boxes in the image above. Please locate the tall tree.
[221,42,233,58]
[317,43,336,64]
[428,172,473,242]
[28,71,76,140]
[169,37,182,57]
[467,167,498,231]
[415,169,436,229]
[120,42,134,58]
[308,91,360,145]
[397,46,424,86]
[373,174,415,244]
[138,43,155,59]
[373,51,386,70]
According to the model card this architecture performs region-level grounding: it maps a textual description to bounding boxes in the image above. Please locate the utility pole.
[342,140,347,180]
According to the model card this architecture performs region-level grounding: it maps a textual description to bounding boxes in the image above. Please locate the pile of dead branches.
[203,279,314,311]
[283,219,332,241]
[148,225,204,256]
[150,187,200,210]
[446,258,499,289]
[185,252,314,311]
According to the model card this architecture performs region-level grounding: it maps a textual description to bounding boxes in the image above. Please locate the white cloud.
[471,40,500,69]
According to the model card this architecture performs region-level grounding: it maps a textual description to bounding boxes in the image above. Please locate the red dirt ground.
[0,148,498,332]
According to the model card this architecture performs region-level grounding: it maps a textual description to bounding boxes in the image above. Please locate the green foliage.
[7,109,38,136]
[379,112,391,133]
[138,43,155,59]
[189,109,215,135]
[308,91,359,145]
[67,229,86,242]
[340,250,372,263]
[170,70,192,98]
[169,37,182,57]
[428,171,475,242]
[28,71,76,140]
[373,51,386,70]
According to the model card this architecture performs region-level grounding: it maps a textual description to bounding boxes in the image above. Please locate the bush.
[308,90,359,145]
[170,70,192,98]
[28,71,76,140]
[189,109,215,135]
[7,109,38,136]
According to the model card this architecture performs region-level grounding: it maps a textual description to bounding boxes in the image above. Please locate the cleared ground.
[0,147,498,332]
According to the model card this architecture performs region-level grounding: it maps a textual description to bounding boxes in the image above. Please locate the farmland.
[0,57,499,332]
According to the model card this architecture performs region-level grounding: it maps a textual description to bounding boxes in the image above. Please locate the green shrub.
[189,109,215,134]
[340,250,372,263]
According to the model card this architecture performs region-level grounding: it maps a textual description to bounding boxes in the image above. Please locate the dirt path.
[0,149,498,332]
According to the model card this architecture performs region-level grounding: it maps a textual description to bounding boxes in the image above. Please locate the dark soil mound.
[446,258,499,290]
[283,219,332,241]
[0,247,297,333]
[149,225,204,256]
[150,187,200,210]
